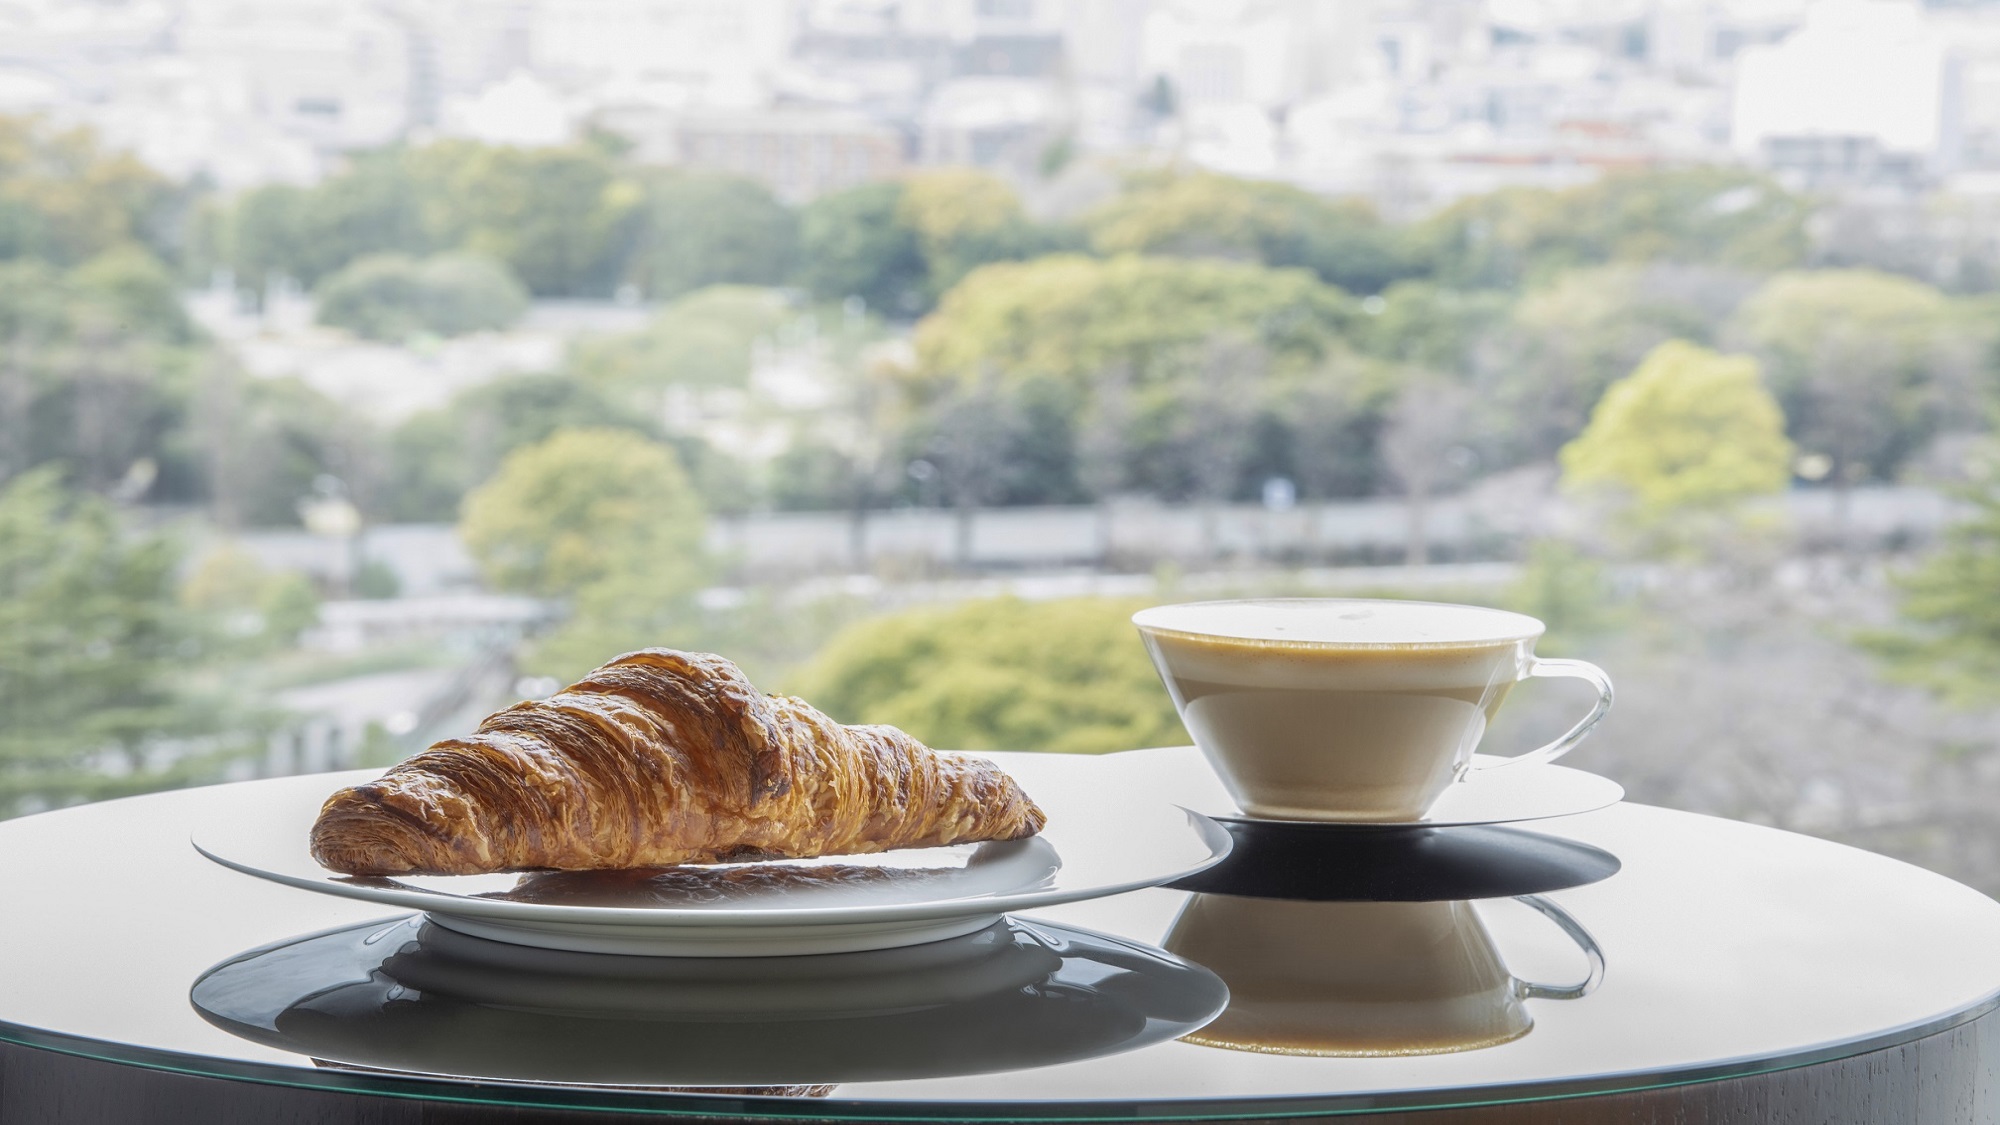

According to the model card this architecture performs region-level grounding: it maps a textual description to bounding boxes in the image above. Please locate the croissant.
[309,649,1046,877]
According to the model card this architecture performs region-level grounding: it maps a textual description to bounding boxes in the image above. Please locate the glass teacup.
[1133,598,1613,822]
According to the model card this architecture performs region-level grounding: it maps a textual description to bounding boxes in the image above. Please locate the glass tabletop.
[0,747,1996,1119]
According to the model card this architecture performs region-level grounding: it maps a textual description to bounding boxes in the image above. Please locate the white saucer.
[193,752,1231,957]
[1095,746,1623,829]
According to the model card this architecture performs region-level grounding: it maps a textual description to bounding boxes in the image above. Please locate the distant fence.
[233,486,1964,592]
[709,487,1962,579]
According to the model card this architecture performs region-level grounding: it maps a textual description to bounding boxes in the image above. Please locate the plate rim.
[191,768,1233,930]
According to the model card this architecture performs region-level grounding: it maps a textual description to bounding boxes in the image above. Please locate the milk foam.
[1132,599,1542,648]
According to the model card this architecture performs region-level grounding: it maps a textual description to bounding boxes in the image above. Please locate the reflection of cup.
[1134,599,1614,821]
[1162,895,1601,1057]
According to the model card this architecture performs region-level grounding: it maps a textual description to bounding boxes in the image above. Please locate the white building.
[1733,0,1961,184]
[177,0,417,153]
[439,69,575,146]
[895,0,1067,42]
[1139,0,1373,112]
[393,0,535,97]
[921,76,1062,171]
[609,105,905,201]
[92,58,323,188]
[0,0,171,104]
[530,0,791,104]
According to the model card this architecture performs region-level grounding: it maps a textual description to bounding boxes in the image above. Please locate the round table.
[0,747,1995,1124]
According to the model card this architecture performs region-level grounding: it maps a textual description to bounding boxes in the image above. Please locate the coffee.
[1135,600,1607,822]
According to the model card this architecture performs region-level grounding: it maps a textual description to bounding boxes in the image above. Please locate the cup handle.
[1514,894,1605,1002]
[1472,657,1613,772]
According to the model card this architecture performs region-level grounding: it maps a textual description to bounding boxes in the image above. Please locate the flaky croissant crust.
[309,649,1046,877]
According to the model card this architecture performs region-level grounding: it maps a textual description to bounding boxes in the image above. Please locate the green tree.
[570,286,788,397]
[1866,458,2000,703]
[315,252,529,341]
[459,428,704,598]
[1351,281,1510,371]
[1271,353,1404,504]
[626,170,796,299]
[1088,172,1419,295]
[1490,264,1757,466]
[1420,168,1808,289]
[1503,539,1621,650]
[70,247,196,344]
[1728,270,1972,489]
[180,543,322,650]
[212,150,433,297]
[383,373,658,522]
[916,254,1354,386]
[911,255,1355,505]
[191,368,383,528]
[897,168,1042,300]
[206,184,300,297]
[0,116,174,268]
[789,597,1188,754]
[410,139,639,296]
[1560,340,1794,549]
[797,181,928,317]
[0,256,203,499]
[0,469,243,809]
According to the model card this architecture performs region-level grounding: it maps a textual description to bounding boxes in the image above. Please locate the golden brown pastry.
[309,649,1045,876]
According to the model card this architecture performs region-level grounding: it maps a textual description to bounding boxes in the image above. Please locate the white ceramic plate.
[1097,745,1624,829]
[193,752,1231,956]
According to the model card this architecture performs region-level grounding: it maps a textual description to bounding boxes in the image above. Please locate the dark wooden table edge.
[0,1004,1993,1124]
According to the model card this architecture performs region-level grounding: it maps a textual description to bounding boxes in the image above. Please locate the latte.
[1134,600,1606,822]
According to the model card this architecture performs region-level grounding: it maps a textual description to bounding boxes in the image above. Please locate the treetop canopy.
[913,253,1355,387]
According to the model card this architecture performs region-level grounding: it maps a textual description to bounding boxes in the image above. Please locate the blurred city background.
[6,0,2000,892]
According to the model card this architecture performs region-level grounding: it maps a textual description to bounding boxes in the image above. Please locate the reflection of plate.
[191,754,1232,956]
[191,915,1230,1087]
[1103,746,1623,829]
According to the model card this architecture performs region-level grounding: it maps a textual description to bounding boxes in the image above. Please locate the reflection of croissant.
[309,650,1046,876]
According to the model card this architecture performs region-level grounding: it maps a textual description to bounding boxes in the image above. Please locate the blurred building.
[0,0,170,107]
[601,104,904,200]
[530,0,790,103]
[788,2,954,123]
[176,0,417,153]
[438,69,575,146]
[921,76,1063,171]
[1734,1,1960,193]
[91,57,323,187]
[1931,10,2000,176]
[3,0,1998,213]
[1141,0,1372,112]
[791,0,1074,174]
[385,0,536,127]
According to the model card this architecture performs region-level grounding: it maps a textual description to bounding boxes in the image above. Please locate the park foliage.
[791,597,1188,755]
[1561,340,1795,545]
[315,252,530,341]
[10,110,2000,811]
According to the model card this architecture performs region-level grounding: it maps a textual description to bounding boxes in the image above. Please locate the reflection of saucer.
[1172,821,1619,902]
[191,915,1228,1087]
[1105,746,1623,829]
